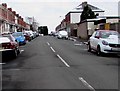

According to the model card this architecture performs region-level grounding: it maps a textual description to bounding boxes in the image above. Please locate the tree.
[81,4,97,22]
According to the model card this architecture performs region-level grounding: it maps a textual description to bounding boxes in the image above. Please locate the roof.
[97,16,120,19]
[70,2,104,13]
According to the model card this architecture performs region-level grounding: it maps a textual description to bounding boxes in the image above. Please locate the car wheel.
[17,49,20,54]
[87,42,91,52]
[97,46,102,56]
[13,49,18,58]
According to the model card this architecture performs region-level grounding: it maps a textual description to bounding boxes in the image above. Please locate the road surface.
[1,36,119,90]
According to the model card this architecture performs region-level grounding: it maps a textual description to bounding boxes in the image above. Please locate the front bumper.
[102,46,120,54]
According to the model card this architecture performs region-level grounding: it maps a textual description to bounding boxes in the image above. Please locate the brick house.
[0,3,29,34]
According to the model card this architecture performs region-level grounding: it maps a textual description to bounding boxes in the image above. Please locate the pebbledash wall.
[0,3,29,34]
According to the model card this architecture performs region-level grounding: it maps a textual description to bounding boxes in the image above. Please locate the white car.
[0,34,20,58]
[57,30,68,39]
[87,30,120,56]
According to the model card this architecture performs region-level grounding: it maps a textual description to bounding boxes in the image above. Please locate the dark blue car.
[12,32,26,45]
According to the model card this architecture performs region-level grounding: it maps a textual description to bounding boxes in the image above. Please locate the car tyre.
[13,49,18,58]
[88,42,91,52]
[17,49,20,54]
[97,46,102,56]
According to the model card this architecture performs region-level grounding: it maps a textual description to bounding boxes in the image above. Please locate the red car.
[23,32,32,41]
[0,34,20,58]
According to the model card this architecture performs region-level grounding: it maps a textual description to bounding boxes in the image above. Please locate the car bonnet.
[101,35,120,44]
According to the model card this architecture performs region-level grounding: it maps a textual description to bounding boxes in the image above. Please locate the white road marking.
[4,69,21,71]
[20,50,24,52]
[83,49,88,51]
[0,63,6,65]
[84,42,88,45]
[56,54,70,67]
[47,42,50,46]
[69,38,76,41]
[21,50,24,52]
[74,39,76,42]
[74,43,83,46]
[50,47,56,53]
[79,77,95,91]
[20,50,24,54]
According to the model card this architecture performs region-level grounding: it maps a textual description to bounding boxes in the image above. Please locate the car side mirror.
[95,36,100,39]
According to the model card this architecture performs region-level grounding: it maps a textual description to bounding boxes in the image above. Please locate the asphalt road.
[1,36,120,90]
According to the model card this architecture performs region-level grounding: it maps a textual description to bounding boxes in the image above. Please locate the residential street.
[2,36,119,90]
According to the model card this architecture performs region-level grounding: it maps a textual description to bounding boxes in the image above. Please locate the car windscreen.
[101,31,119,38]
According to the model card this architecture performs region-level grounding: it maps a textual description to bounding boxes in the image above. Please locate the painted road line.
[83,49,88,51]
[84,42,88,45]
[69,38,76,41]
[79,77,95,91]
[4,69,21,71]
[50,47,56,53]
[74,43,83,46]
[56,54,70,67]
[47,42,50,46]
[20,50,24,54]
[0,63,6,65]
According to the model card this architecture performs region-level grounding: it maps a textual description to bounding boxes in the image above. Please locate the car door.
[90,31,96,49]
[93,31,100,50]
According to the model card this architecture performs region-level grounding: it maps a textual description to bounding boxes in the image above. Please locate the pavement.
[69,36,88,45]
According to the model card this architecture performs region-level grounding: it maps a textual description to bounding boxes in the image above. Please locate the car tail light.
[102,40,109,45]
[2,42,15,49]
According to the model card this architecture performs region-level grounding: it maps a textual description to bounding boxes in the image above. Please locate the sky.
[0,0,119,32]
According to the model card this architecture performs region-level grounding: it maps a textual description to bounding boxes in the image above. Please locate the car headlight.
[102,40,109,45]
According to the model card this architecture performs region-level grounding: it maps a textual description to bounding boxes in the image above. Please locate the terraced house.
[0,3,30,34]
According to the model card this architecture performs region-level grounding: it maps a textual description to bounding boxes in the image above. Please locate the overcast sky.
[1,0,119,31]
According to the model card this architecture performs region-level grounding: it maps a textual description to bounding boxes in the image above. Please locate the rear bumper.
[0,49,13,52]
[58,36,68,39]
[19,40,26,45]
[0,49,14,57]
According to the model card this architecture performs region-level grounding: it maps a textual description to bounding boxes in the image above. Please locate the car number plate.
[112,48,120,51]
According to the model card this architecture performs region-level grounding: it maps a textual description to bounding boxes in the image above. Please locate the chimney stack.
[2,3,7,8]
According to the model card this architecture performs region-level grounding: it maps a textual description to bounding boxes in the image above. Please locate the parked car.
[12,32,26,45]
[57,30,68,39]
[33,31,37,38]
[0,34,20,58]
[25,30,34,39]
[23,32,32,41]
[87,30,120,56]
[35,31,40,37]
